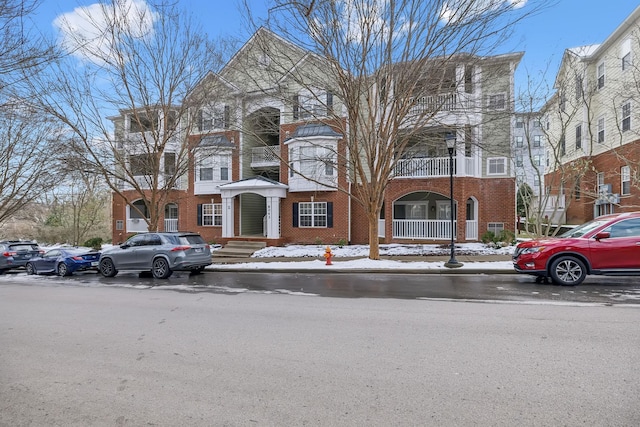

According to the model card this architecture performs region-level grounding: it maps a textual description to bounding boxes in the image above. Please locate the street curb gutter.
[204,267,516,275]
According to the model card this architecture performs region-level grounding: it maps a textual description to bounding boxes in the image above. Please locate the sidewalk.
[207,254,515,274]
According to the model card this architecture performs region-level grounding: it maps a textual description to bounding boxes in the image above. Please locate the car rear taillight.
[171,246,191,252]
[3,251,16,257]
[71,256,83,261]
[205,244,210,250]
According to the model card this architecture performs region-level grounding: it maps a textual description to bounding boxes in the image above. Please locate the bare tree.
[27,0,227,232]
[242,0,551,258]
[0,101,62,229]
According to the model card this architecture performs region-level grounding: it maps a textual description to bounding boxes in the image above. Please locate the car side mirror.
[594,231,610,240]
[120,243,131,249]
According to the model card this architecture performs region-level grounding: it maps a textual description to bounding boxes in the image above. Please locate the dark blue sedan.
[25,247,101,276]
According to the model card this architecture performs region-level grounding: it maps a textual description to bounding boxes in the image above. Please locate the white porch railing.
[251,146,280,168]
[409,93,475,114]
[393,219,457,240]
[465,220,478,240]
[164,218,178,232]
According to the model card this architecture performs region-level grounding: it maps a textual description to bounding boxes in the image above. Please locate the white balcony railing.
[127,218,149,233]
[251,146,280,168]
[164,218,178,232]
[465,220,478,240]
[409,93,475,114]
[393,219,457,240]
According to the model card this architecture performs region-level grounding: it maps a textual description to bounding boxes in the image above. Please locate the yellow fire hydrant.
[324,246,333,265]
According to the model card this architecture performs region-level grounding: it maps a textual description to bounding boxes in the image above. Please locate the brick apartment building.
[110,29,523,246]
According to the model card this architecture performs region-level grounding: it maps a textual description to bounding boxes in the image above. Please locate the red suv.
[513,212,640,286]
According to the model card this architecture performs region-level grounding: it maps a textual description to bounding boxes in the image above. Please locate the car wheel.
[25,263,35,275]
[549,256,587,286]
[152,257,173,279]
[99,258,118,277]
[57,262,70,277]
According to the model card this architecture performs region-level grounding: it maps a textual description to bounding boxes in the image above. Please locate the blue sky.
[30,0,640,96]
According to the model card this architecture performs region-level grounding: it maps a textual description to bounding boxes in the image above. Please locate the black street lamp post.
[444,133,463,268]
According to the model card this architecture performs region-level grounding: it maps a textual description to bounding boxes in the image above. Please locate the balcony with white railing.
[409,93,475,114]
[251,146,281,168]
[164,218,178,232]
[393,219,457,240]
[394,156,477,178]
[127,218,149,233]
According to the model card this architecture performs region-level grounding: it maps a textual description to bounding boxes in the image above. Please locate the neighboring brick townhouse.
[543,6,640,224]
[110,29,523,246]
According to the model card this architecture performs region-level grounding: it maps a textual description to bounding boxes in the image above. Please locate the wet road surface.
[2,270,639,306]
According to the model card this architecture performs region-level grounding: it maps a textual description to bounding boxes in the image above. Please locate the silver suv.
[0,240,44,274]
[98,232,212,279]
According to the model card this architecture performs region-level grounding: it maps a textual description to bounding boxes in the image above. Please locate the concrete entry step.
[213,240,267,258]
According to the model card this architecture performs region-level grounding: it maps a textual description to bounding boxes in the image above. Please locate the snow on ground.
[250,242,515,258]
[211,242,516,271]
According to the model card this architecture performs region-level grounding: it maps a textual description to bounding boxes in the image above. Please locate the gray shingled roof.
[289,124,342,139]
[197,135,235,147]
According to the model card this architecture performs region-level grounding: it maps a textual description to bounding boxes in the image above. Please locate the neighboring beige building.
[544,6,640,224]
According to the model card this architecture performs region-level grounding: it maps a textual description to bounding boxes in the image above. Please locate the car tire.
[25,263,35,275]
[152,257,173,279]
[549,256,587,286]
[57,262,70,277]
[99,258,118,277]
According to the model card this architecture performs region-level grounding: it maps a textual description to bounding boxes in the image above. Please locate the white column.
[222,196,234,238]
[265,197,281,239]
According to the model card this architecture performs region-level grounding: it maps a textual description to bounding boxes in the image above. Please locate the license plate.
[194,248,202,253]
[91,262,99,266]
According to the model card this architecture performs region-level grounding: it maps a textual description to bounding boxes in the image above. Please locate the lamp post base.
[444,259,464,268]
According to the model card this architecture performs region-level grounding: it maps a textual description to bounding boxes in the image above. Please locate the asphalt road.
[1,277,639,426]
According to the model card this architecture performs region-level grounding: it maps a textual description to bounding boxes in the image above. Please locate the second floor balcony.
[409,93,475,114]
[251,146,280,168]
[394,155,477,178]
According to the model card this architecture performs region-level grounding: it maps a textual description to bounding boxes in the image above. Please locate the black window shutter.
[293,95,299,120]
[327,202,333,228]
[326,92,333,114]
[197,204,202,226]
[223,105,230,129]
[197,110,203,131]
[293,203,298,227]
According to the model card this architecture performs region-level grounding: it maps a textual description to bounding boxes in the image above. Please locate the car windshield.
[558,219,608,238]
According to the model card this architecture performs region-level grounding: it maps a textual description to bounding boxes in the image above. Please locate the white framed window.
[115,220,124,230]
[195,150,231,182]
[197,106,230,131]
[621,166,631,195]
[515,155,523,167]
[622,39,632,71]
[202,203,222,226]
[533,176,540,187]
[515,136,523,147]
[533,119,541,128]
[487,93,506,110]
[598,116,605,143]
[533,155,541,166]
[622,102,631,132]
[487,157,506,175]
[299,202,327,228]
[487,222,504,235]
[516,117,524,128]
[533,135,542,147]
[597,62,605,89]
[293,90,334,120]
[292,145,335,177]
[597,172,605,192]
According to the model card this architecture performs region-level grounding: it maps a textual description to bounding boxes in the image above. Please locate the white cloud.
[440,0,528,24]
[53,0,156,63]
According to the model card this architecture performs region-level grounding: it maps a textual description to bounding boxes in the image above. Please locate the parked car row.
[0,232,213,279]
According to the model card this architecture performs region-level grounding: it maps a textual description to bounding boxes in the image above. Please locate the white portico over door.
[218,176,288,239]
